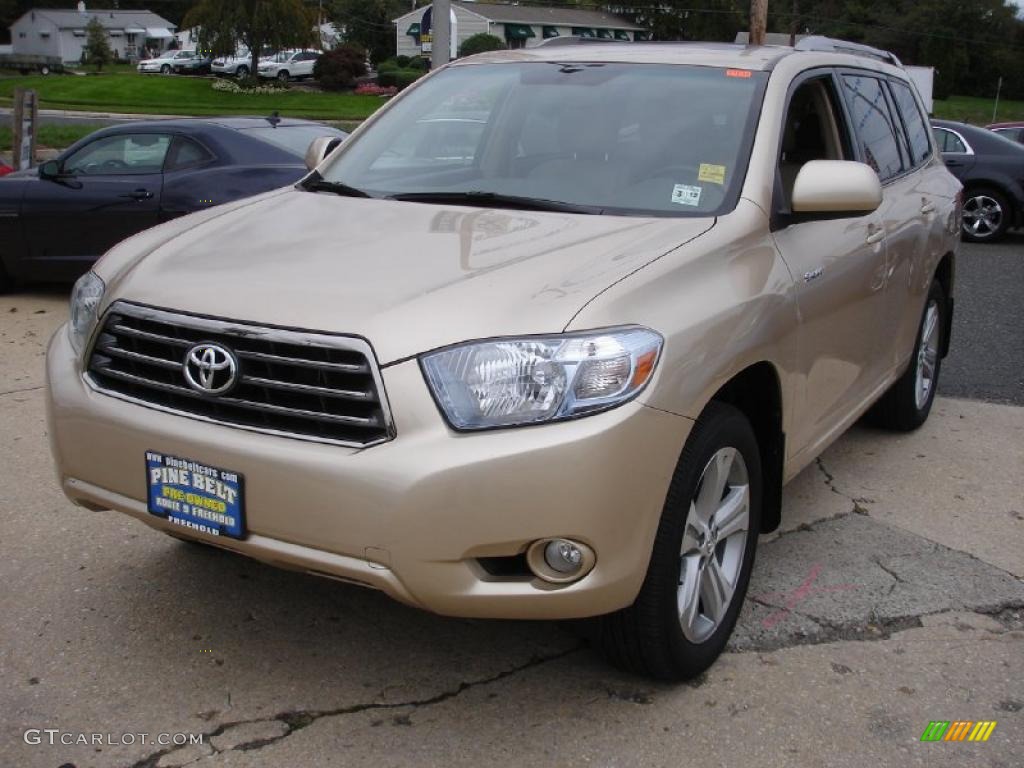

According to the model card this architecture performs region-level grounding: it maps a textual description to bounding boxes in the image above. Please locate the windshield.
[319,62,767,216]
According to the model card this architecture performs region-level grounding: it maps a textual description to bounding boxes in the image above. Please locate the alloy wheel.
[915,300,941,410]
[962,194,1003,239]
[678,447,750,644]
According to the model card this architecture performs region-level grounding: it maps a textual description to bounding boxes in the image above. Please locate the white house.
[9,2,176,63]
[393,1,647,60]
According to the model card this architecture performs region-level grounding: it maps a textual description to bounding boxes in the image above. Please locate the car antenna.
[267,111,282,128]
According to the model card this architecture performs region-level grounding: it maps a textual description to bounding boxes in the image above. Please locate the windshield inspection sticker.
[698,163,727,185]
[671,184,702,207]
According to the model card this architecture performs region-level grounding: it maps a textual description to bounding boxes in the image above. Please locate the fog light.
[545,539,583,573]
[525,538,596,584]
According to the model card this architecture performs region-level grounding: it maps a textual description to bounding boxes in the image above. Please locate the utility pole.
[789,0,798,46]
[750,0,768,46]
[431,0,452,68]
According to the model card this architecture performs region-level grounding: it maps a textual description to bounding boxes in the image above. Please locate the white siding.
[11,16,61,57]
[394,6,492,60]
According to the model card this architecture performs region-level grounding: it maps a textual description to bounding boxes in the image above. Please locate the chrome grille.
[86,302,394,447]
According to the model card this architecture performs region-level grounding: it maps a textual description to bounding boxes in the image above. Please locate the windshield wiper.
[388,190,603,214]
[301,175,373,198]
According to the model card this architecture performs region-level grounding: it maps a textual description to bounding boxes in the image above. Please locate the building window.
[504,23,535,49]
[542,26,560,39]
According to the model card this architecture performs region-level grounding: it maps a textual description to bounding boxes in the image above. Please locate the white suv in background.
[257,50,321,82]
[212,49,253,79]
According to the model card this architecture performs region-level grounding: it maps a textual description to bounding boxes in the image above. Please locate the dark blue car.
[0,117,346,289]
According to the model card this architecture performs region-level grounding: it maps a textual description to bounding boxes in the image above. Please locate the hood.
[104,188,715,364]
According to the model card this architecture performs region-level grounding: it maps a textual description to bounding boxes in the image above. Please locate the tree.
[184,0,316,82]
[458,33,505,58]
[328,0,408,65]
[82,16,114,71]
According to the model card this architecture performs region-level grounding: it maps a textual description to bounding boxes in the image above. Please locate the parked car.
[47,38,959,681]
[932,118,1024,242]
[257,49,321,81]
[0,117,346,287]
[170,49,213,75]
[137,50,182,75]
[0,162,13,177]
[986,121,1024,145]
[212,49,253,78]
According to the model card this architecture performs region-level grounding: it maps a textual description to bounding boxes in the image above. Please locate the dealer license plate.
[145,451,246,539]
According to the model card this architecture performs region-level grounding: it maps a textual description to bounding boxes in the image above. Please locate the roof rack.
[537,36,628,47]
[794,36,902,67]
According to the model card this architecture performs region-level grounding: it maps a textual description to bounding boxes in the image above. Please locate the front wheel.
[277,70,290,83]
[961,187,1010,243]
[597,402,762,680]
[868,279,946,431]
[160,64,171,75]
[235,65,249,79]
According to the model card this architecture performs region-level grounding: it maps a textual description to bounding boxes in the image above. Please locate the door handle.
[866,227,885,245]
[120,189,153,201]
[921,202,936,215]
[945,159,962,168]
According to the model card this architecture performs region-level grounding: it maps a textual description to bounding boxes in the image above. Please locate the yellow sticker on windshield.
[698,163,727,185]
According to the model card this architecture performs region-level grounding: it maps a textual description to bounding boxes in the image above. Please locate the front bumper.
[47,326,691,619]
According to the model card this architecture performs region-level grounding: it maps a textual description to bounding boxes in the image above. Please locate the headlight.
[68,271,105,357]
[421,327,663,430]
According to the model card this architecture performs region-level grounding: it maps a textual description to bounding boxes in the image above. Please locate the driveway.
[1,239,1021,768]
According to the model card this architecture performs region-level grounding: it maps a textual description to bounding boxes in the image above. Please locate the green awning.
[504,24,536,40]
[596,28,614,40]
[542,26,560,39]
[614,30,631,41]
[571,27,596,38]
[406,23,420,36]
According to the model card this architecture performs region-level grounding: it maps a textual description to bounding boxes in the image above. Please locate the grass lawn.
[932,95,1024,125]
[0,123,102,153]
[0,73,387,121]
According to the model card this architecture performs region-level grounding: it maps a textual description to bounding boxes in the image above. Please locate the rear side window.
[841,74,905,181]
[889,80,932,166]
[933,128,967,153]
[166,136,214,171]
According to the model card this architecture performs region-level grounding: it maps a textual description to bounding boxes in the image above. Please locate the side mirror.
[304,135,344,172]
[791,160,882,217]
[39,160,62,179]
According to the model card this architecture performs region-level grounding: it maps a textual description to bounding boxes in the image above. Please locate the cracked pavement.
[2,246,1023,768]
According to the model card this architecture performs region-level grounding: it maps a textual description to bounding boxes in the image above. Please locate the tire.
[236,65,249,79]
[596,402,762,681]
[160,64,171,75]
[39,65,50,76]
[277,70,290,83]
[961,186,1011,243]
[867,279,946,431]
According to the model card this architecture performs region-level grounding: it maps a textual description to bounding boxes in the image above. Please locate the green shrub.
[314,43,369,91]
[395,55,411,68]
[407,56,428,71]
[459,33,505,58]
[377,68,423,90]
[377,58,399,72]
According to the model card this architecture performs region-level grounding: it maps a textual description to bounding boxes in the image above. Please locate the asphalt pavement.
[939,231,1024,405]
[0,239,1021,768]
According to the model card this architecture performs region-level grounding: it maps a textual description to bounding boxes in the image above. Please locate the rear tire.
[597,402,762,681]
[961,186,1010,243]
[867,279,946,431]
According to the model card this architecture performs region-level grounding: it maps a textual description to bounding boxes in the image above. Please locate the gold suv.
[47,37,960,680]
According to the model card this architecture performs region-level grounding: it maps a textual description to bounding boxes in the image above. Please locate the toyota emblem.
[183,343,238,395]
